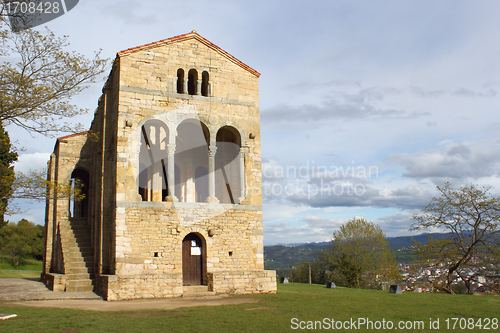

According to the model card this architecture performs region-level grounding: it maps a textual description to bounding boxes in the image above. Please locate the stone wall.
[208,270,277,295]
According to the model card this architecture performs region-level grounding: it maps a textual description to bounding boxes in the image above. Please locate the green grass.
[0,255,43,271]
[0,283,499,332]
[393,248,417,263]
[0,270,41,279]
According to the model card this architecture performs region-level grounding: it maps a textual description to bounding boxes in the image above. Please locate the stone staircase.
[183,285,216,297]
[60,218,95,292]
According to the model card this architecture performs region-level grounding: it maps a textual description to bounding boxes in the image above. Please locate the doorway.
[182,233,204,285]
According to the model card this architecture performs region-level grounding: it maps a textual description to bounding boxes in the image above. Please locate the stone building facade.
[41,31,277,300]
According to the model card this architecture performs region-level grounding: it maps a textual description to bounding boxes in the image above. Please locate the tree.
[0,26,108,135]
[0,218,43,267]
[0,122,17,225]
[290,258,328,284]
[324,217,399,289]
[411,183,500,294]
[0,25,107,216]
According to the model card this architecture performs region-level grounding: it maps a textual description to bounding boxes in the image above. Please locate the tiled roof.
[116,31,260,77]
[57,131,88,141]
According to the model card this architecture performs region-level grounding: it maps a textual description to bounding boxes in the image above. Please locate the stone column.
[238,147,248,203]
[166,143,178,201]
[183,79,188,95]
[206,145,219,203]
[196,80,202,96]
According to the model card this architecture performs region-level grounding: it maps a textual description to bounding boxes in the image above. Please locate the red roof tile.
[117,31,260,77]
[57,131,88,141]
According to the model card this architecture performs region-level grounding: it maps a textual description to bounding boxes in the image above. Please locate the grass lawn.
[0,255,43,271]
[0,270,41,279]
[0,283,499,332]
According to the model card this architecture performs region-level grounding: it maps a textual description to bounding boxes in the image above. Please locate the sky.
[5,0,500,245]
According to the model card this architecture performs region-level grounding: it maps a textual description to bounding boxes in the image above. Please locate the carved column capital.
[208,146,217,158]
[167,143,176,156]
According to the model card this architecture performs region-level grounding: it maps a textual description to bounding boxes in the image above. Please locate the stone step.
[67,279,93,288]
[60,233,91,243]
[66,273,94,280]
[66,286,94,293]
[63,245,92,252]
[65,254,93,263]
[66,267,94,274]
[60,225,90,231]
[65,248,93,255]
[65,258,94,267]
[182,285,216,297]
[60,234,91,242]
[66,280,94,292]
[65,260,93,268]
[65,256,94,267]
[60,219,95,293]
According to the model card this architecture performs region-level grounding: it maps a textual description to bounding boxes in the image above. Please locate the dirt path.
[0,278,259,312]
[7,297,259,312]
[0,278,100,301]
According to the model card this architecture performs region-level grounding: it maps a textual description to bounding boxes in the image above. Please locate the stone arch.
[70,168,89,218]
[215,126,242,204]
[217,121,246,148]
[180,230,208,286]
[138,119,169,201]
[175,119,209,202]
[188,69,198,95]
[176,68,184,93]
[201,71,209,97]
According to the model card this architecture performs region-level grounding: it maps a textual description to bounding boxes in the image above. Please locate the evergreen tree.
[0,123,17,225]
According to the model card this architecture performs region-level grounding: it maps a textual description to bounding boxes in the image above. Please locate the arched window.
[175,119,209,202]
[201,71,209,97]
[177,69,184,93]
[138,120,169,201]
[188,69,198,95]
[215,126,242,204]
[70,169,89,218]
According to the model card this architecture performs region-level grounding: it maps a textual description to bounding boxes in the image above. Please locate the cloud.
[376,212,417,236]
[13,152,51,173]
[264,215,348,245]
[387,139,500,184]
[262,157,435,211]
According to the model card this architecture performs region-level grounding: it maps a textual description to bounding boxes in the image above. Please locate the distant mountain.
[264,232,452,273]
[386,232,450,248]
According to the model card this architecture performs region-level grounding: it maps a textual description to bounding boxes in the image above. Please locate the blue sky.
[6,0,500,245]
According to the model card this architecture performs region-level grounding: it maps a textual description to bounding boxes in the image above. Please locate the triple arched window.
[176,68,210,97]
[138,119,244,204]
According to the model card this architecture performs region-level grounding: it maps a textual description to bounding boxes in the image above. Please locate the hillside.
[264,232,451,274]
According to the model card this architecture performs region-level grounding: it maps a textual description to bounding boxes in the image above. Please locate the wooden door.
[182,233,203,285]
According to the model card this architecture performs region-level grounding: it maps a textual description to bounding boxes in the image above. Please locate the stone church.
[41,31,277,300]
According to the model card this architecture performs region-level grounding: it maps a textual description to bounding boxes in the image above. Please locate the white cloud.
[13,152,51,173]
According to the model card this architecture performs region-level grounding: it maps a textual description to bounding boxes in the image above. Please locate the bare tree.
[411,183,500,294]
[0,25,108,135]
